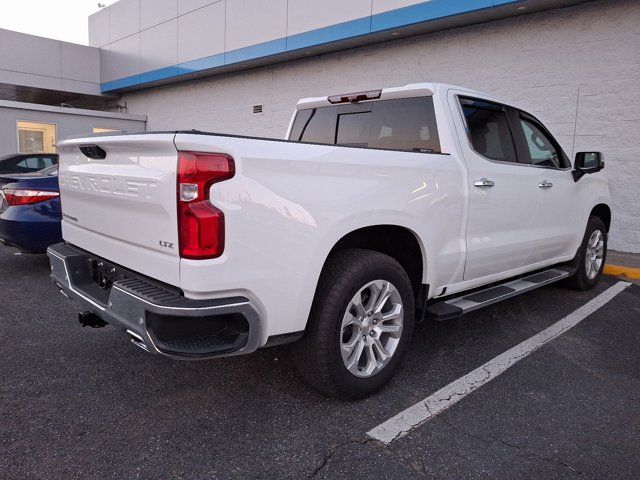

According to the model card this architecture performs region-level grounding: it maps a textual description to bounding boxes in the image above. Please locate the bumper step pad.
[114,276,247,310]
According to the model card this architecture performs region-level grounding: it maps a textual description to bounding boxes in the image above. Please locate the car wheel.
[564,216,607,291]
[292,248,415,399]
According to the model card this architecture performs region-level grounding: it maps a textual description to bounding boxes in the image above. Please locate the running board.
[427,266,575,321]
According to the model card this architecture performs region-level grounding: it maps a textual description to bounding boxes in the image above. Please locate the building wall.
[119,0,640,253]
[92,0,590,91]
[0,29,102,97]
[0,101,146,157]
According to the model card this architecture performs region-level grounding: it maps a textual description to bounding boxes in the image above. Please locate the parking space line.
[367,281,632,444]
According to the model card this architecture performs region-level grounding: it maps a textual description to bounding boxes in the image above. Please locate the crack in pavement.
[308,436,376,479]
[439,415,589,478]
[308,414,588,479]
[368,357,506,443]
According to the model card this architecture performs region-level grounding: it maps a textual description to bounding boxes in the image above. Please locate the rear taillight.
[177,151,235,260]
[3,188,59,206]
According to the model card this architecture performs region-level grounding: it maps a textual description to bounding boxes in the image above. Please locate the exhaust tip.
[126,330,150,352]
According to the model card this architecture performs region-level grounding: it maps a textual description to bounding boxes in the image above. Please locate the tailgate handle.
[79,145,106,160]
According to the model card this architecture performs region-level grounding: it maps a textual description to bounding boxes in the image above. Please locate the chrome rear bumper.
[47,242,261,360]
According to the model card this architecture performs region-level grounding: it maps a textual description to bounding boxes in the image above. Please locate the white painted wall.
[119,0,640,253]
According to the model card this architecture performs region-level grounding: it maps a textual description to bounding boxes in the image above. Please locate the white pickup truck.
[48,83,610,398]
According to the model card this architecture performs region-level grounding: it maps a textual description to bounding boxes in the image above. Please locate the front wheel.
[564,216,607,291]
[292,249,415,399]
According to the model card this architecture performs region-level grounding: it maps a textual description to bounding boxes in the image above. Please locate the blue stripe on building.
[101,0,524,93]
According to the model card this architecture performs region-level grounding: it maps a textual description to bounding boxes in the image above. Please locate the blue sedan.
[0,166,61,253]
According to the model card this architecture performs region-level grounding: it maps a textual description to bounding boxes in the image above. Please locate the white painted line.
[367,281,632,444]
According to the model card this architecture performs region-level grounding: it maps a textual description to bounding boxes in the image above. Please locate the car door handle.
[538,180,553,189]
[474,178,495,188]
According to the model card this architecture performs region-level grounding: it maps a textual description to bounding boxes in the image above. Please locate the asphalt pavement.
[1,246,639,479]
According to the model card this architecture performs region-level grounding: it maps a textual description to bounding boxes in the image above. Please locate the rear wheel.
[564,216,607,291]
[292,249,415,399]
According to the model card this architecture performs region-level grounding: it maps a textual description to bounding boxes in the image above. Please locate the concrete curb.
[604,264,640,280]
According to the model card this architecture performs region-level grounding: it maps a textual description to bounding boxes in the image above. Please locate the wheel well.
[328,225,424,291]
[590,204,611,232]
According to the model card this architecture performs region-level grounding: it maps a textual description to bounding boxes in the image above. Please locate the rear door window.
[291,97,441,153]
[460,98,518,163]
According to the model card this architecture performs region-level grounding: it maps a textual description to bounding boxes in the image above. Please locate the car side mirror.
[573,152,604,181]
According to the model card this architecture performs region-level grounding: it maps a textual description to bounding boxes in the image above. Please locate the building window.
[17,121,57,154]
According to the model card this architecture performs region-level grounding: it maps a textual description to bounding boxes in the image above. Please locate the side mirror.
[573,152,604,181]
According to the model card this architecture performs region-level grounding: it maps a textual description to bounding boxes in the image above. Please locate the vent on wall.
[253,105,263,114]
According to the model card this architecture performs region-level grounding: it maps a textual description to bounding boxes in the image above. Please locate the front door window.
[518,116,562,168]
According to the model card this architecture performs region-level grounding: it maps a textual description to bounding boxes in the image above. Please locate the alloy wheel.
[585,229,605,280]
[339,280,404,378]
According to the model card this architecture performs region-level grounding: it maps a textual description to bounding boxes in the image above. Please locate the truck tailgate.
[57,134,181,286]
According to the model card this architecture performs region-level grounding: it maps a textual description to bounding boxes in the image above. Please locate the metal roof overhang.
[0,82,113,105]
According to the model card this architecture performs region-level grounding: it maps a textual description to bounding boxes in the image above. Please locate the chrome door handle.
[474,178,495,188]
[538,180,553,189]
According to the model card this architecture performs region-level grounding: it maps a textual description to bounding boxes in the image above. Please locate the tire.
[292,248,415,399]
[563,216,607,291]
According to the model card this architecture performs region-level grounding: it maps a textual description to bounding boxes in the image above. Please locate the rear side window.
[290,97,441,153]
[460,99,517,163]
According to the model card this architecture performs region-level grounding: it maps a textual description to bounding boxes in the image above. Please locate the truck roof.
[296,82,507,110]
